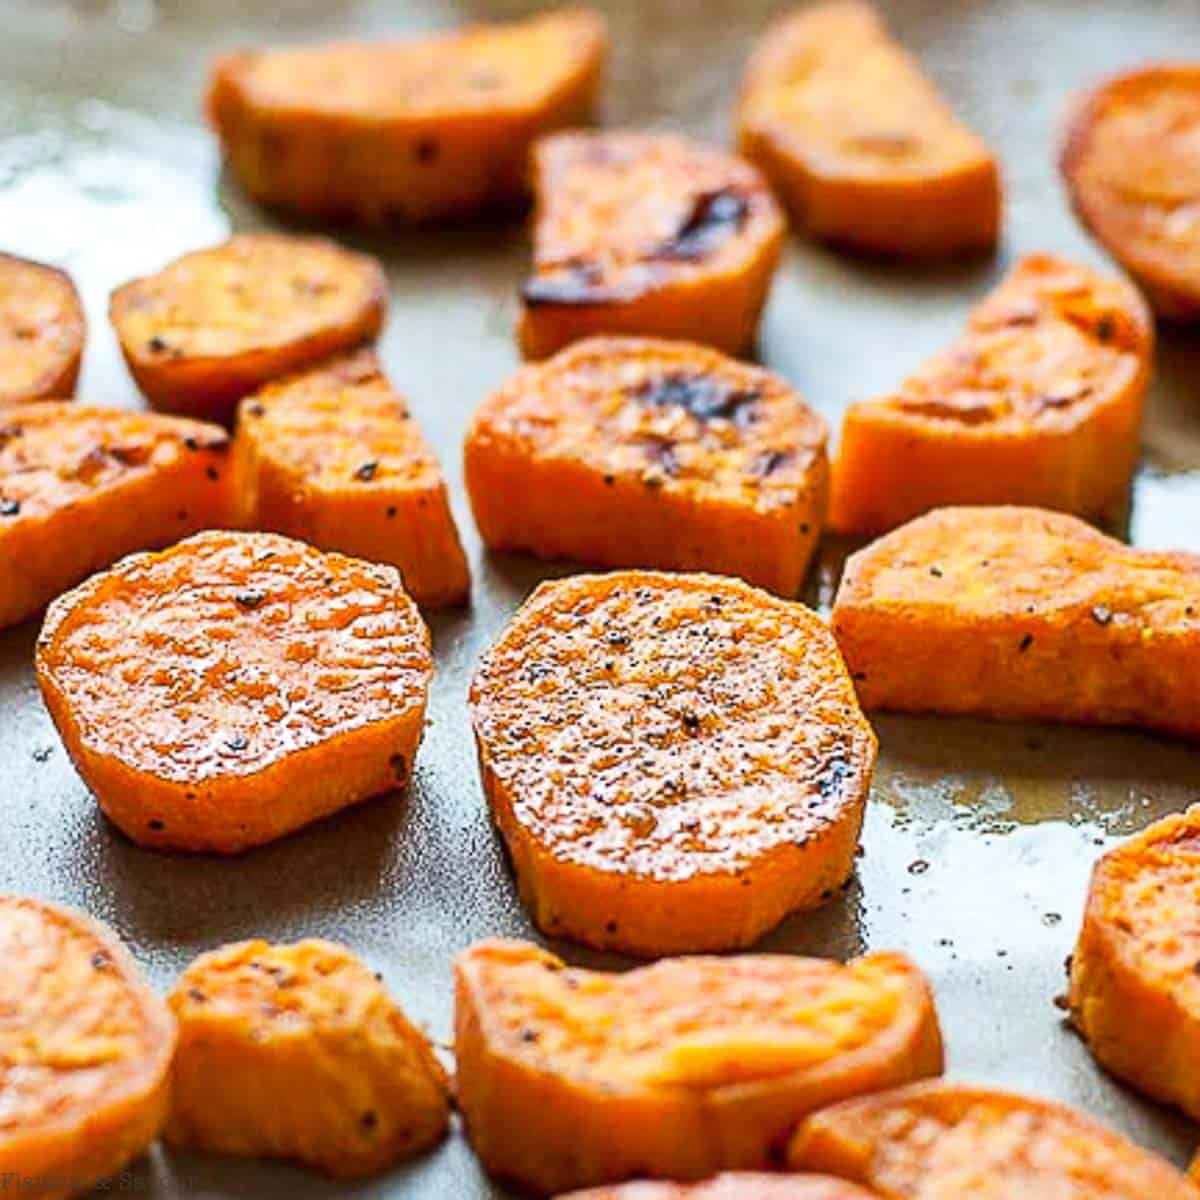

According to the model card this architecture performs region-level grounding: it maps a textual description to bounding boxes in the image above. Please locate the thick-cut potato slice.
[465,336,828,596]
[166,938,450,1176]
[0,253,85,405]
[0,896,176,1199]
[207,9,607,225]
[738,3,1000,257]
[828,254,1152,536]
[831,506,1200,738]
[561,1178,880,1200]
[518,131,785,360]
[234,350,469,608]
[0,403,231,630]
[456,940,942,1196]
[1062,65,1200,319]
[788,1080,1199,1197]
[36,529,432,853]
[109,234,387,425]
[470,570,877,956]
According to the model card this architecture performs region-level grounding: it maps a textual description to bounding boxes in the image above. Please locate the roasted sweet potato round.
[470,570,877,956]
[560,1178,880,1200]
[518,131,785,360]
[0,252,85,405]
[36,529,432,853]
[167,938,450,1176]
[465,336,829,596]
[0,896,176,1199]
[109,233,387,424]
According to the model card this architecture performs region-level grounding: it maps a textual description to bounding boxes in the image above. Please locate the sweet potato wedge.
[518,131,785,359]
[560,1178,880,1200]
[787,1080,1199,1197]
[109,233,387,424]
[0,895,176,1199]
[831,506,1200,737]
[0,252,85,404]
[207,8,607,225]
[36,529,432,853]
[470,570,877,956]
[166,938,450,1176]
[1062,65,1200,319]
[828,254,1152,536]
[0,402,231,630]
[234,350,469,608]
[465,336,828,596]
[737,3,1000,257]
[456,939,943,1195]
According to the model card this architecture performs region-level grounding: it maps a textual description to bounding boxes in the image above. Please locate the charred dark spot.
[635,372,759,425]
[747,448,792,478]
[146,335,169,354]
[355,460,379,482]
[414,138,439,163]
[1018,633,1034,652]
[0,498,19,517]
[1091,605,1113,626]
[521,260,626,307]
[235,590,265,610]
[818,753,850,800]
[654,189,749,261]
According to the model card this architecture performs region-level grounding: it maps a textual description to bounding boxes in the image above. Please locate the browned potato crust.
[0,252,85,405]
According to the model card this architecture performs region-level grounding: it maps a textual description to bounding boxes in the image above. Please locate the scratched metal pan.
[1,0,1199,1195]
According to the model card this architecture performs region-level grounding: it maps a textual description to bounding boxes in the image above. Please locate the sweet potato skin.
[518,131,785,359]
[828,254,1153,536]
[0,253,85,404]
[207,9,607,225]
[465,336,828,596]
[36,529,432,853]
[560,1174,881,1200]
[166,939,450,1176]
[738,3,1000,257]
[0,896,176,1199]
[456,939,943,1196]
[0,403,232,630]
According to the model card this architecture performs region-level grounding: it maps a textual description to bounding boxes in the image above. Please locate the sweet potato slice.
[166,938,449,1176]
[561,1178,880,1200]
[465,336,828,596]
[828,254,1152,536]
[831,506,1200,737]
[36,528,432,853]
[518,131,785,360]
[0,402,231,630]
[0,252,85,405]
[737,3,1000,256]
[787,1080,1199,1198]
[0,895,176,1199]
[207,8,607,225]
[456,939,942,1195]
[109,233,387,425]
[470,570,877,956]
[234,350,469,608]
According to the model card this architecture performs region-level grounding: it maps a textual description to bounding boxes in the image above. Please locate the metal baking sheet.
[2,0,1199,1195]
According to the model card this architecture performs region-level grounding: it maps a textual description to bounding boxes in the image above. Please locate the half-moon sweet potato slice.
[0,252,85,405]
[560,1177,880,1200]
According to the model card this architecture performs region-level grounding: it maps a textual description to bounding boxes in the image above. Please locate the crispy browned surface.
[456,939,942,1196]
[0,403,231,630]
[560,1178,880,1200]
[0,896,176,1199]
[518,131,785,359]
[738,3,1000,256]
[788,1080,1199,1198]
[465,336,828,596]
[829,255,1152,535]
[166,939,450,1176]
[207,9,607,224]
[109,233,387,424]
[36,529,432,853]
[0,253,85,405]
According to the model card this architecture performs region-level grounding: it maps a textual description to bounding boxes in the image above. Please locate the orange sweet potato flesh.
[166,938,450,1176]
[456,939,943,1196]
[234,350,469,608]
[465,336,828,596]
[518,131,785,360]
[109,233,387,425]
[36,529,432,854]
[737,3,1000,257]
[0,403,231,630]
[207,8,607,225]
[788,1080,1200,1198]
[0,253,85,405]
[470,570,877,956]
[0,896,176,1199]
[831,506,1200,737]
[561,1177,880,1200]
[828,254,1152,536]
[1062,65,1200,319]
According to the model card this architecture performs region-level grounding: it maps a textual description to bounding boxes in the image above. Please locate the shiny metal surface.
[1,0,1198,1195]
